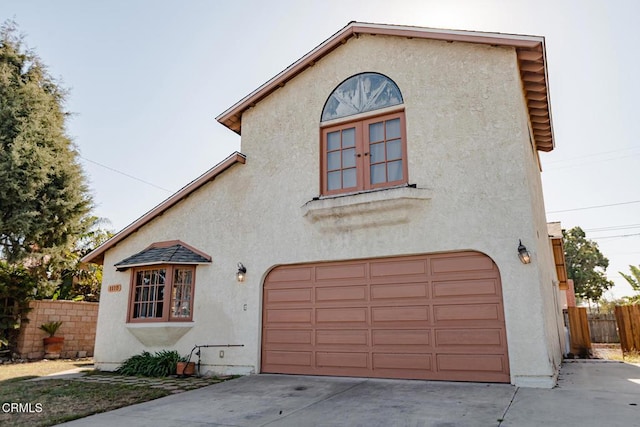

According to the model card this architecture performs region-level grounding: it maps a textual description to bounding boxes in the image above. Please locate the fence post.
[615,305,640,352]
[567,307,592,356]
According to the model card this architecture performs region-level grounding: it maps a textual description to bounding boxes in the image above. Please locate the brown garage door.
[261,251,509,383]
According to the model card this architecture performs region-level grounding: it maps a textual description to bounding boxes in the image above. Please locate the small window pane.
[342,148,356,168]
[370,143,385,163]
[156,302,163,317]
[386,139,402,160]
[327,131,340,151]
[328,171,341,190]
[387,160,403,182]
[369,122,384,143]
[342,128,355,148]
[327,151,341,170]
[343,168,357,188]
[386,118,401,139]
[371,164,386,184]
[172,268,193,318]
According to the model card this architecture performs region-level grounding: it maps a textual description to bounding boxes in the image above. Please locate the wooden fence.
[567,307,591,355]
[587,313,619,343]
[614,305,640,352]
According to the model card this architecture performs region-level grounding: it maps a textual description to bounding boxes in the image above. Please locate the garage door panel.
[315,263,367,282]
[264,350,312,367]
[267,267,312,283]
[264,329,313,345]
[371,282,428,300]
[433,304,501,322]
[266,309,313,324]
[437,354,506,373]
[372,329,431,346]
[316,329,368,346]
[316,286,367,302]
[373,353,432,370]
[370,259,427,278]
[317,352,369,368]
[316,307,368,324]
[435,329,504,347]
[265,288,313,304]
[432,279,500,299]
[371,306,429,323]
[430,254,494,275]
[262,252,509,383]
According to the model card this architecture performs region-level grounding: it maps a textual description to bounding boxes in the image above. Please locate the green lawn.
[0,378,170,427]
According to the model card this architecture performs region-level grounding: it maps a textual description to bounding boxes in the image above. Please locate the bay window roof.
[115,241,211,271]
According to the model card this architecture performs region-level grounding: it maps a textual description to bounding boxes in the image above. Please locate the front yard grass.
[0,377,170,427]
[0,359,238,426]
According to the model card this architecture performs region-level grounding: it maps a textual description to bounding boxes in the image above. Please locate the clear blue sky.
[3,0,639,298]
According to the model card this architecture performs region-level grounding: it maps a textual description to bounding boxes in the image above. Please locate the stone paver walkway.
[70,374,233,394]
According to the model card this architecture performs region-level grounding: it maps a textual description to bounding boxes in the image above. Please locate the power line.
[79,155,174,194]
[543,147,640,165]
[585,224,640,232]
[547,200,640,214]
[590,232,640,240]
[544,152,640,171]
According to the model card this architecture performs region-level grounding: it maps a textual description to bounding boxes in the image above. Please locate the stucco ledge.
[301,186,433,231]
[512,374,558,389]
[125,322,194,347]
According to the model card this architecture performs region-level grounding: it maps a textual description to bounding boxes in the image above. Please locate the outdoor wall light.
[517,240,531,264]
[236,262,247,282]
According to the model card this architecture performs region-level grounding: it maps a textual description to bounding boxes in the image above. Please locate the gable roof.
[114,240,211,270]
[217,21,554,152]
[82,152,246,265]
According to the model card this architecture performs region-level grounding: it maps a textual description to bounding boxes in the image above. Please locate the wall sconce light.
[517,240,531,264]
[236,262,247,282]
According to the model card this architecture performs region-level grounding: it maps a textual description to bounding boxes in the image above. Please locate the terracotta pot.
[176,361,196,376]
[43,336,64,359]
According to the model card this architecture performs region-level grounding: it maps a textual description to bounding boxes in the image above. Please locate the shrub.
[39,321,63,337]
[116,350,182,377]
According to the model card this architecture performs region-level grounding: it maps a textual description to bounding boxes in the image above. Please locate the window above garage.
[320,73,407,196]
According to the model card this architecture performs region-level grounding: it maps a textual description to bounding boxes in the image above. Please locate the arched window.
[321,73,403,121]
[320,73,407,195]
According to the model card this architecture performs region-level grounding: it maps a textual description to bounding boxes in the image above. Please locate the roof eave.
[216,21,554,152]
[81,152,246,266]
[115,261,210,271]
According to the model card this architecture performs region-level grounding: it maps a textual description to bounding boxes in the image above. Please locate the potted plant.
[176,355,196,377]
[39,321,64,359]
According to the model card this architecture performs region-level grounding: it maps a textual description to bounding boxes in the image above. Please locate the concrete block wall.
[16,300,98,359]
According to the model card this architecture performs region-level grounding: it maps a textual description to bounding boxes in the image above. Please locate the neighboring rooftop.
[547,221,563,238]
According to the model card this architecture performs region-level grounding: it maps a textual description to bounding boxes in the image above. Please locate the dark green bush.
[116,350,181,377]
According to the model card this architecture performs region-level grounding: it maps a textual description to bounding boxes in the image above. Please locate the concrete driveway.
[59,361,640,427]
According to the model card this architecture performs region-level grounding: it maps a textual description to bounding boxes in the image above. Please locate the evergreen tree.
[0,21,92,267]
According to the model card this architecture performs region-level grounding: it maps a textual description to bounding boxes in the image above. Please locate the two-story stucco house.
[83,22,565,388]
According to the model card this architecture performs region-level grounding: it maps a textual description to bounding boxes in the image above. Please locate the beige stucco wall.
[94,34,562,387]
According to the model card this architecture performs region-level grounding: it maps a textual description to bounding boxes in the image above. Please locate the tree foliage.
[0,260,36,352]
[0,20,92,265]
[55,216,113,302]
[563,226,614,303]
[619,265,640,292]
[619,265,640,304]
